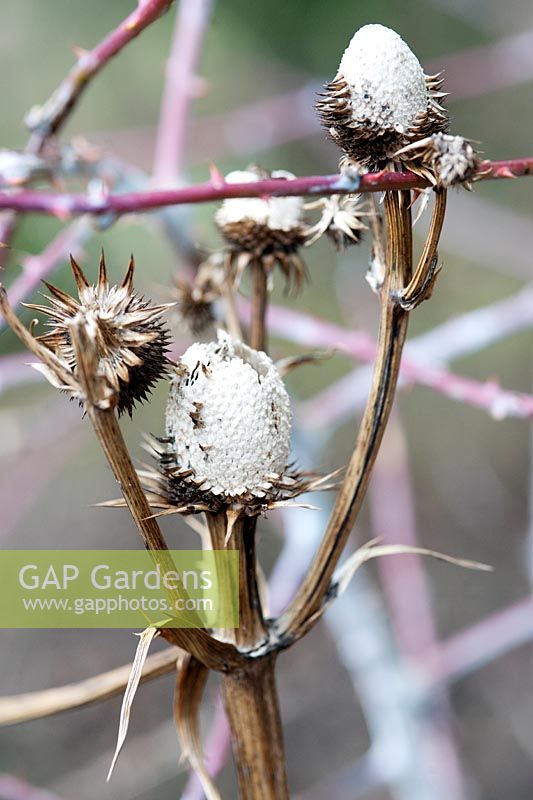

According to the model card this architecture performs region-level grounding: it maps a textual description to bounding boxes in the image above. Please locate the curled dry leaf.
[276,348,336,378]
[107,626,159,782]
[174,654,220,800]
[296,540,491,638]
[333,539,492,600]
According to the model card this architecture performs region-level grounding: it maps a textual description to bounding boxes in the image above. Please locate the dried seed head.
[171,252,225,335]
[395,133,482,188]
[340,25,427,132]
[25,253,171,415]
[215,165,307,292]
[317,24,448,168]
[305,194,368,250]
[172,279,215,335]
[215,168,304,235]
[165,331,291,503]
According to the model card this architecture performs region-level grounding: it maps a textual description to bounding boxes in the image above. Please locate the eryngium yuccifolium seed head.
[317,24,448,168]
[215,166,307,291]
[395,133,482,188]
[171,253,226,336]
[26,253,171,416]
[215,169,304,235]
[165,331,291,501]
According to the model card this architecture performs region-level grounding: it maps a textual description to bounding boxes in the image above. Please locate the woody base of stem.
[221,653,289,800]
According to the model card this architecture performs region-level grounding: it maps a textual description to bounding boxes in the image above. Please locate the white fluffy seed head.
[215,169,304,232]
[338,24,427,133]
[165,331,291,498]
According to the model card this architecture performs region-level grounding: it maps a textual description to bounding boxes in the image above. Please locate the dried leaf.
[174,654,220,800]
[276,349,336,377]
[107,626,158,782]
[268,501,320,510]
[29,362,70,390]
[224,508,240,546]
[334,539,492,599]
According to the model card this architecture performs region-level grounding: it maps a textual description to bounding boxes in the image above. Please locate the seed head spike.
[122,255,135,291]
[98,249,109,293]
[41,280,79,310]
[69,254,90,293]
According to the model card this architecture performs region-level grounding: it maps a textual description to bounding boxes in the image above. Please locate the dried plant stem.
[205,511,287,798]
[205,512,267,650]
[201,239,287,795]
[86,405,238,671]
[221,655,289,800]
[90,411,170,551]
[221,256,243,340]
[278,190,413,641]
[0,648,179,726]
[222,285,244,341]
[0,295,239,672]
[368,193,387,288]
[399,189,447,308]
[249,260,268,351]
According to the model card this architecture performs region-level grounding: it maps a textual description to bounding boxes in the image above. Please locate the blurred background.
[1,1,533,798]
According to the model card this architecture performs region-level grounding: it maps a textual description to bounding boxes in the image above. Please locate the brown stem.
[86,405,240,671]
[0,297,240,673]
[221,254,244,341]
[277,190,413,642]
[249,260,268,352]
[206,511,284,797]
[221,654,289,800]
[205,511,267,651]
[367,193,387,289]
[398,189,447,309]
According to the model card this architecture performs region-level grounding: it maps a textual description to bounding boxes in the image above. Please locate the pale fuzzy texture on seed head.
[339,24,427,133]
[165,331,292,498]
[431,133,478,186]
[215,169,304,232]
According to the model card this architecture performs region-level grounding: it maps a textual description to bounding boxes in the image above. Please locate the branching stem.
[205,510,286,797]
[83,404,240,671]
[277,190,413,642]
